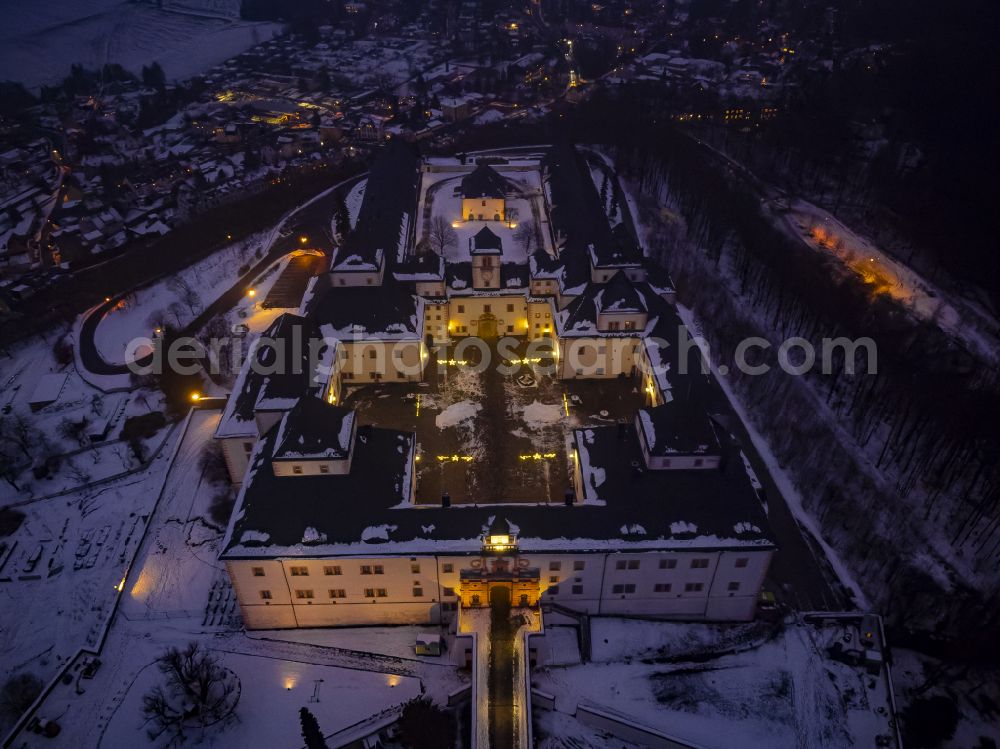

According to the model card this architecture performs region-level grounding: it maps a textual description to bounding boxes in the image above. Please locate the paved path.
[488,591,516,749]
[75,173,365,382]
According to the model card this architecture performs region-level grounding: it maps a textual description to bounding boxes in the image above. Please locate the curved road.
[77,172,366,378]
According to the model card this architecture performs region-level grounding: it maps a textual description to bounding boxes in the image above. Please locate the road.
[75,172,366,379]
[488,590,516,749]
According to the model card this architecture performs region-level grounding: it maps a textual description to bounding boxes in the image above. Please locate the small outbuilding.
[415,633,443,656]
[28,373,68,411]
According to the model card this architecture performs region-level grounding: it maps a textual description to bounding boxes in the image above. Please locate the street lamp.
[299,235,309,245]
[247,288,256,298]
[190,392,202,402]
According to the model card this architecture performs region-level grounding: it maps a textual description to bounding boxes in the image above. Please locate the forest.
[555,0,1000,647]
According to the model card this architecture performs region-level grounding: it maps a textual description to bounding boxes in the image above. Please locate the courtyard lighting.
[299,235,309,245]
[190,392,202,402]
[247,288,256,298]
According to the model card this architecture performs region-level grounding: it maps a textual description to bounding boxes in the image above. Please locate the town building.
[217,142,774,629]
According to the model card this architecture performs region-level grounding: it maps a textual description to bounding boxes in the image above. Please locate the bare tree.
[168,276,202,317]
[146,308,171,334]
[505,205,519,228]
[142,642,240,747]
[0,446,24,490]
[167,302,187,328]
[64,460,90,485]
[513,220,536,254]
[427,216,458,255]
[0,673,43,723]
[58,416,90,447]
[1,413,40,461]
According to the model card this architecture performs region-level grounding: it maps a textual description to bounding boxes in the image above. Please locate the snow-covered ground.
[782,199,1000,365]
[5,406,467,746]
[416,164,550,265]
[0,0,280,90]
[0,331,170,504]
[534,617,898,749]
[94,233,269,365]
[101,650,421,749]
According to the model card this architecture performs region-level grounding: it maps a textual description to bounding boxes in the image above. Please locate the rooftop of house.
[215,313,332,439]
[339,139,420,269]
[542,143,627,283]
[555,272,663,337]
[461,162,508,200]
[272,398,357,461]
[470,225,503,255]
[636,402,722,457]
[304,276,423,341]
[219,415,773,559]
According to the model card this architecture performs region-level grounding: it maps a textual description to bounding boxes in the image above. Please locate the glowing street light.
[190,392,202,402]
[247,288,257,298]
[299,235,309,245]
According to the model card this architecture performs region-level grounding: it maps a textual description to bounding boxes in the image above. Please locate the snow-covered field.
[416,165,549,265]
[0,0,280,90]
[534,617,898,749]
[101,650,421,749]
[94,233,269,365]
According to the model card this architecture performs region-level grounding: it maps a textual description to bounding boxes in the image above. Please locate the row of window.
[264,581,741,602]
[264,559,749,579]
[263,586,427,601]
[277,564,402,577]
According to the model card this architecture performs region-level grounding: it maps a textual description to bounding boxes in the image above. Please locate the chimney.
[442,492,451,508]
